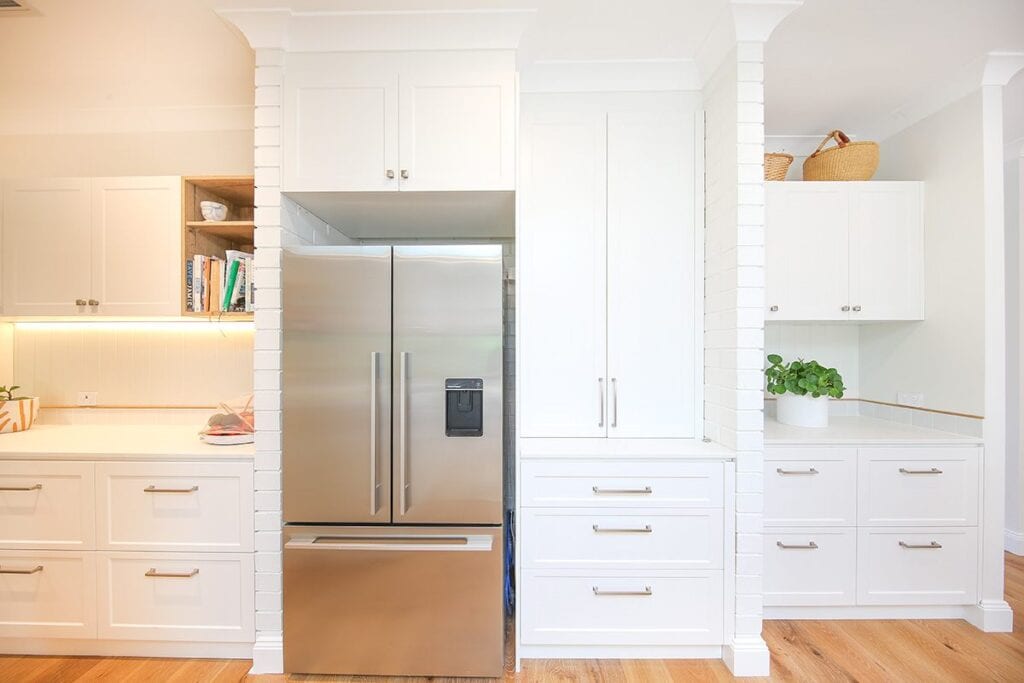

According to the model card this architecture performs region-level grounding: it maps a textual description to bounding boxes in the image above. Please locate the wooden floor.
[3,553,1023,682]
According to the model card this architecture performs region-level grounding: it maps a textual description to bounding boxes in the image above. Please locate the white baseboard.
[0,638,251,658]
[250,633,284,675]
[965,600,1014,633]
[1005,528,1024,555]
[765,605,969,620]
[518,644,722,660]
[723,636,770,677]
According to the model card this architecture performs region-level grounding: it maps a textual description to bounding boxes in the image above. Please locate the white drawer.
[857,527,978,605]
[520,570,723,645]
[0,461,95,550]
[520,460,723,509]
[96,551,255,642]
[0,549,96,638]
[96,462,254,552]
[858,448,979,526]
[764,527,856,606]
[764,448,856,526]
[521,508,723,570]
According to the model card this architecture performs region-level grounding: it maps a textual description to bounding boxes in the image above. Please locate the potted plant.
[0,385,39,434]
[764,355,845,428]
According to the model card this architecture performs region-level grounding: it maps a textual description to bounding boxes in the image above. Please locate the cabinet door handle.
[852,305,862,312]
[610,378,618,428]
[776,467,819,475]
[0,484,42,491]
[593,524,652,533]
[400,169,409,179]
[841,305,851,312]
[777,541,818,550]
[593,585,652,596]
[75,299,88,306]
[598,378,605,427]
[0,565,43,574]
[369,351,380,516]
[592,486,652,495]
[899,541,942,550]
[88,299,99,306]
[145,568,199,578]
[386,169,395,179]
[769,305,779,312]
[144,485,199,493]
[899,467,942,475]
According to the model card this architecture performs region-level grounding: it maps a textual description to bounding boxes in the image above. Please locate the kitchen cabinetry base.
[964,599,1014,633]
[0,638,253,659]
[723,636,771,678]
[519,644,723,660]
[765,604,979,622]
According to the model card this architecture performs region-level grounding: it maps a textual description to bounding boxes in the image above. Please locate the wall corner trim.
[982,51,1024,88]
[724,635,772,677]
[965,600,1015,633]
[249,633,284,675]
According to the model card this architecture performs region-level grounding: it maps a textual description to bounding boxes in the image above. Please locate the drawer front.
[520,460,723,509]
[0,461,95,549]
[857,527,978,605]
[764,528,856,606]
[522,508,723,570]
[858,448,980,526]
[764,448,856,526]
[96,462,254,552]
[521,570,723,645]
[97,551,255,642]
[0,549,96,638]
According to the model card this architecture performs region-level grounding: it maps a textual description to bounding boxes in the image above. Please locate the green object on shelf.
[223,259,240,311]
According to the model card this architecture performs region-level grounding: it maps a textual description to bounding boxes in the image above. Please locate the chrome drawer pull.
[776,541,818,550]
[899,541,942,550]
[776,467,818,475]
[0,565,43,574]
[593,586,652,596]
[144,485,199,493]
[145,568,200,578]
[592,524,652,533]
[0,484,42,491]
[899,467,942,475]
[592,486,652,495]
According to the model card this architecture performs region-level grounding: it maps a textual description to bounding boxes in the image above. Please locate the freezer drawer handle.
[592,486,652,495]
[0,565,43,574]
[898,467,943,475]
[592,586,652,596]
[777,541,818,550]
[286,534,494,552]
[776,467,819,475]
[144,485,199,493]
[899,541,942,550]
[593,524,652,533]
[146,568,200,578]
[0,484,42,491]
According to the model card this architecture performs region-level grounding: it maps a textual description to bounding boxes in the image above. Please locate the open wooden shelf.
[186,220,255,240]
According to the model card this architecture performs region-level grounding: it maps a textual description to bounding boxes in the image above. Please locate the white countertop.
[765,416,982,446]
[0,424,254,460]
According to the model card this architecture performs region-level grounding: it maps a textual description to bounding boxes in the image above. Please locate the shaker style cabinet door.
[848,182,924,321]
[606,94,697,438]
[282,53,401,192]
[90,176,180,315]
[518,97,608,437]
[2,178,92,316]
[765,182,850,321]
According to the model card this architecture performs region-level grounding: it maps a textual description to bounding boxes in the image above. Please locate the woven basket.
[765,153,794,181]
[803,130,879,181]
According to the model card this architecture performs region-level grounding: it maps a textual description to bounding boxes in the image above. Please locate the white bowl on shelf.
[200,201,228,221]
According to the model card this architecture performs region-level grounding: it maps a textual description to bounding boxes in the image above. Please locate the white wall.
[765,323,860,397]
[859,91,986,416]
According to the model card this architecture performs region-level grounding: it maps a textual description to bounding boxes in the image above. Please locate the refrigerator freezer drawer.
[283,525,504,677]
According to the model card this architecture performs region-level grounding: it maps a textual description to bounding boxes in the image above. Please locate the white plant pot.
[776,393,829,428]
[0,397,39,433]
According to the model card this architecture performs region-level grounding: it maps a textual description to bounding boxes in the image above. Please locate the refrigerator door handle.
[399,351,409,515]
[285,535,494,552]
[370,351,380,516]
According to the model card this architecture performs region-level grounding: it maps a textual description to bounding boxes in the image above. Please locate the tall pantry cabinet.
[518,92,699,439]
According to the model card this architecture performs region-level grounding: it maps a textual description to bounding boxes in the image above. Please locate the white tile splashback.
[11,323,253,407]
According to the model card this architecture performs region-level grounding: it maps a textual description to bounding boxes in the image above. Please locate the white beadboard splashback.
[11,323,253,407]
[765,322,860,397]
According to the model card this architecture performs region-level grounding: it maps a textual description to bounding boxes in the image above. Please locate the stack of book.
[186,250,254,313]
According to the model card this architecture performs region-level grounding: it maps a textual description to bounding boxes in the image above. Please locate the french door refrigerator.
[281,245,504,677]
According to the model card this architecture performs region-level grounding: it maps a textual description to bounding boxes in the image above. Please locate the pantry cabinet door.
[282,53,401,192]
[848,182,924,321]
[91,177,181,315]
[518,96,607,437]
[2,178,92,315]
[606,94,697,438]
[765,182,850,321]
[397,52,515,191]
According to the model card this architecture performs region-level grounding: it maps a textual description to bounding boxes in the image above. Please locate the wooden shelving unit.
[181,176,255,320]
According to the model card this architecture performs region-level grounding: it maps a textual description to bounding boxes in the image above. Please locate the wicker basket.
[803,130,879,181]
[764,153,794,181]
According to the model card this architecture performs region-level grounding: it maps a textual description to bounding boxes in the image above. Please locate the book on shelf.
[187,251,255,314]
[185,259,194,311]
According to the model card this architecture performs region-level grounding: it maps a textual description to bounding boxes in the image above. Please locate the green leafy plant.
[764,355,845,399]
[0,385,29,401]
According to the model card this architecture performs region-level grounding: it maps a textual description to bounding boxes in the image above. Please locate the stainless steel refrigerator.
[281,245,504,677]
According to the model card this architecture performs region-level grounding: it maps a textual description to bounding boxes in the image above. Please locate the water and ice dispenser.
[445,378,484,437]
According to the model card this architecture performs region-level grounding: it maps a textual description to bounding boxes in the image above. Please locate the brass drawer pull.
[145,568,200,578]
[0,565,43,574]
[776,467,818,475]
[144,485,199,493]
[0,484,42,491]
[592,486,652,495]
[776,541,818,550]
[899,467,942,475]
[592,524,652,533]
[899,541,942,550]
[592,585,652,596]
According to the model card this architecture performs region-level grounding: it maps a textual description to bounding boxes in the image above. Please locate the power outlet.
[77,391,98,406]
[897,392,924,407]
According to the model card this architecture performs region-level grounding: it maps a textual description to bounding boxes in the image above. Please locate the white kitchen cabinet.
[0,461,95,550]
[0,550,97,639]
[1,176,181,316]
[765,181,924,322]
[518,92,698,439]
[283,51,514,193]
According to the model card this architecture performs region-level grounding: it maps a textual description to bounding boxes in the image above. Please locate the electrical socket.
[77,391,98,406]
[897,392,924,407]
